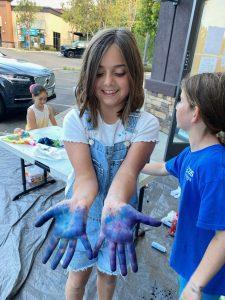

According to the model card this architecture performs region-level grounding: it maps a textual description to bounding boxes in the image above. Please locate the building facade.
[145,0,225,159]
[0,0,15,47]
[12,6,73,50]
[0,1,73,49]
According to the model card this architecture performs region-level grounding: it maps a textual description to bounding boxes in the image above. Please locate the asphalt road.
[0,48,82,133]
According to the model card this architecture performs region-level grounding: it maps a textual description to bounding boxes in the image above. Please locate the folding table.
[0,126,72,200]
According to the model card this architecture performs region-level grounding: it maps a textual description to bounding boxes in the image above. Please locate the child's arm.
[181,230,225,299]
[64,141,98,208]
[35,142,99,269]
[106,141,157,204]
[94,141,161,275]
[27,108,38,130]
[48,105,57,126]
[142,162,169,176]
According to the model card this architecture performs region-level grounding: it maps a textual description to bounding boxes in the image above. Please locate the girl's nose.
[104,73,114,86]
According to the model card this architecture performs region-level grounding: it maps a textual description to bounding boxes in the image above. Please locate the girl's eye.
[115,72,126,77]
[96,72,126,77]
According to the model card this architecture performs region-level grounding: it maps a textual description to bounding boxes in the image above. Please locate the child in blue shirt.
[143,72,225,300]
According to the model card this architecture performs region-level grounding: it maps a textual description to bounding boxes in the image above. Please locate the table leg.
[21,158,27,192]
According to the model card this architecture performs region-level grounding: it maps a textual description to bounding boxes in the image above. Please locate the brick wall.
[144,89,175,134]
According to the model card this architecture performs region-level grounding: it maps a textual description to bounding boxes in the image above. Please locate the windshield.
[71,41,80,47]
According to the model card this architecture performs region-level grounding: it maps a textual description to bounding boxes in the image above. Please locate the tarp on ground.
[0,147,178,300]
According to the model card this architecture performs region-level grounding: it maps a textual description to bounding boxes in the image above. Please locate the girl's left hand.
[180,281,202,300]
[93,202,161,276]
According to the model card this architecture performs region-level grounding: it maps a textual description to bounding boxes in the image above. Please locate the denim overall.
[64,111,139,274]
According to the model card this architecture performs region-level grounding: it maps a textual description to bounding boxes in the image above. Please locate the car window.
[72,41,80,47]
[79,42,85,47]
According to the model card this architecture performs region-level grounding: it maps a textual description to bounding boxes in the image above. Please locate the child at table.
[26,84,57,130]
[142,72,225,300]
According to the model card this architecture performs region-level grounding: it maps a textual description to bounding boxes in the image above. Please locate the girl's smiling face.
[94,44,130,113]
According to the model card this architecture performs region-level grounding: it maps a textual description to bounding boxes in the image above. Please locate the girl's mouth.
[102,90,118,96]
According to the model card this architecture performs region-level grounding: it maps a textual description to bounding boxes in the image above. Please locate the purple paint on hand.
[35,201,92,270]
[93,204,161,276]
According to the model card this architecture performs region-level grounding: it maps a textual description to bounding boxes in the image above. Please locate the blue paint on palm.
[35,202,92,270]
[93,204,161,276]
[103,206,137,243]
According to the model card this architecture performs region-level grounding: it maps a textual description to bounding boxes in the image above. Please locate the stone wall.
[144,89,175,134]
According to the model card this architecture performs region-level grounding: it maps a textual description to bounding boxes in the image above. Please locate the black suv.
[60,40,88,58]
[0,52,56,120]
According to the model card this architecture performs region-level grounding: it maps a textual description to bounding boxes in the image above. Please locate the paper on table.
[33,144,68,160]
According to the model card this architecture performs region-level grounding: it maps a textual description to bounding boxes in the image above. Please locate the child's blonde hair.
[76,28,144,128]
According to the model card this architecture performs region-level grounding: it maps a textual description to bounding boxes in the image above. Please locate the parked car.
[60,40,88,58]
[0,52,56,120]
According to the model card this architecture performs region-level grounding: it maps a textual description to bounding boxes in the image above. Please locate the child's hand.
[93,202,161,276]
[179,280,202,300]
[35,200,92,270]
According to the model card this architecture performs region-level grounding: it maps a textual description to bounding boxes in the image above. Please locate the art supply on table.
[37,137,63,148]
[3,129,36,146]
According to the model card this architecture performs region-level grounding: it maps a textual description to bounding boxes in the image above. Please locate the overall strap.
[124,111,140,134]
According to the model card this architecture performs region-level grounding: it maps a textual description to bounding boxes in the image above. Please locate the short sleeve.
[62,109,88,144]
[132,111,159,143]
[165,147,190,179]
[197,179,225,230]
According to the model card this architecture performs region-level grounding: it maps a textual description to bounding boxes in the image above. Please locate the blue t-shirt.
[165,144,225,295]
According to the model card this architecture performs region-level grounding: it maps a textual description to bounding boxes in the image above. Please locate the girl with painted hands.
[36,28,161,300]
[142,73,225,300]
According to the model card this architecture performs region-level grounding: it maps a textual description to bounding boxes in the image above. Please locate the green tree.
[133,0,160,65]
[62,0,139,38]
[62,0,98,40]
[134,0,160,37]
[14,0,39,49]
[105,0,139,29]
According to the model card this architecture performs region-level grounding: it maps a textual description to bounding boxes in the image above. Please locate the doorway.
[53,32,60,50]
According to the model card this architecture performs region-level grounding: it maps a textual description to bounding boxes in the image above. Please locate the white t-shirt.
[63,109,159,146]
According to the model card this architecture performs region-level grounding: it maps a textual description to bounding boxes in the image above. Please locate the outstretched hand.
[35,200,92,270]
[93,203,161,276]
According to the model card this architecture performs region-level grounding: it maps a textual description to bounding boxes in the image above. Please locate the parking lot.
[0,48,82,133]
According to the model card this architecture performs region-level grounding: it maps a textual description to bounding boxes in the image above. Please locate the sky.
[11,0,66,9]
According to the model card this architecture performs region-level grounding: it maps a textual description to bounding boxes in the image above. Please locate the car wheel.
[0,97,6,121]
[67,51,75,58]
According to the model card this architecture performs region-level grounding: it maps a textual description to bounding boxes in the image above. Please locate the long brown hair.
[76,28,144,127]
[181,72,225,145]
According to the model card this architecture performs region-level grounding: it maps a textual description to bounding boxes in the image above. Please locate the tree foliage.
[14,0,39,30]
[62,0,139,36]
[133,0,160,37]
[62,0,98,37]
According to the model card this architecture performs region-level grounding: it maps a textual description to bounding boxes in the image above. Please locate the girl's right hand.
[35,199,92,270]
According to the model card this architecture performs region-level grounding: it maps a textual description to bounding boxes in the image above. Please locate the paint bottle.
[151,242,167,253]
